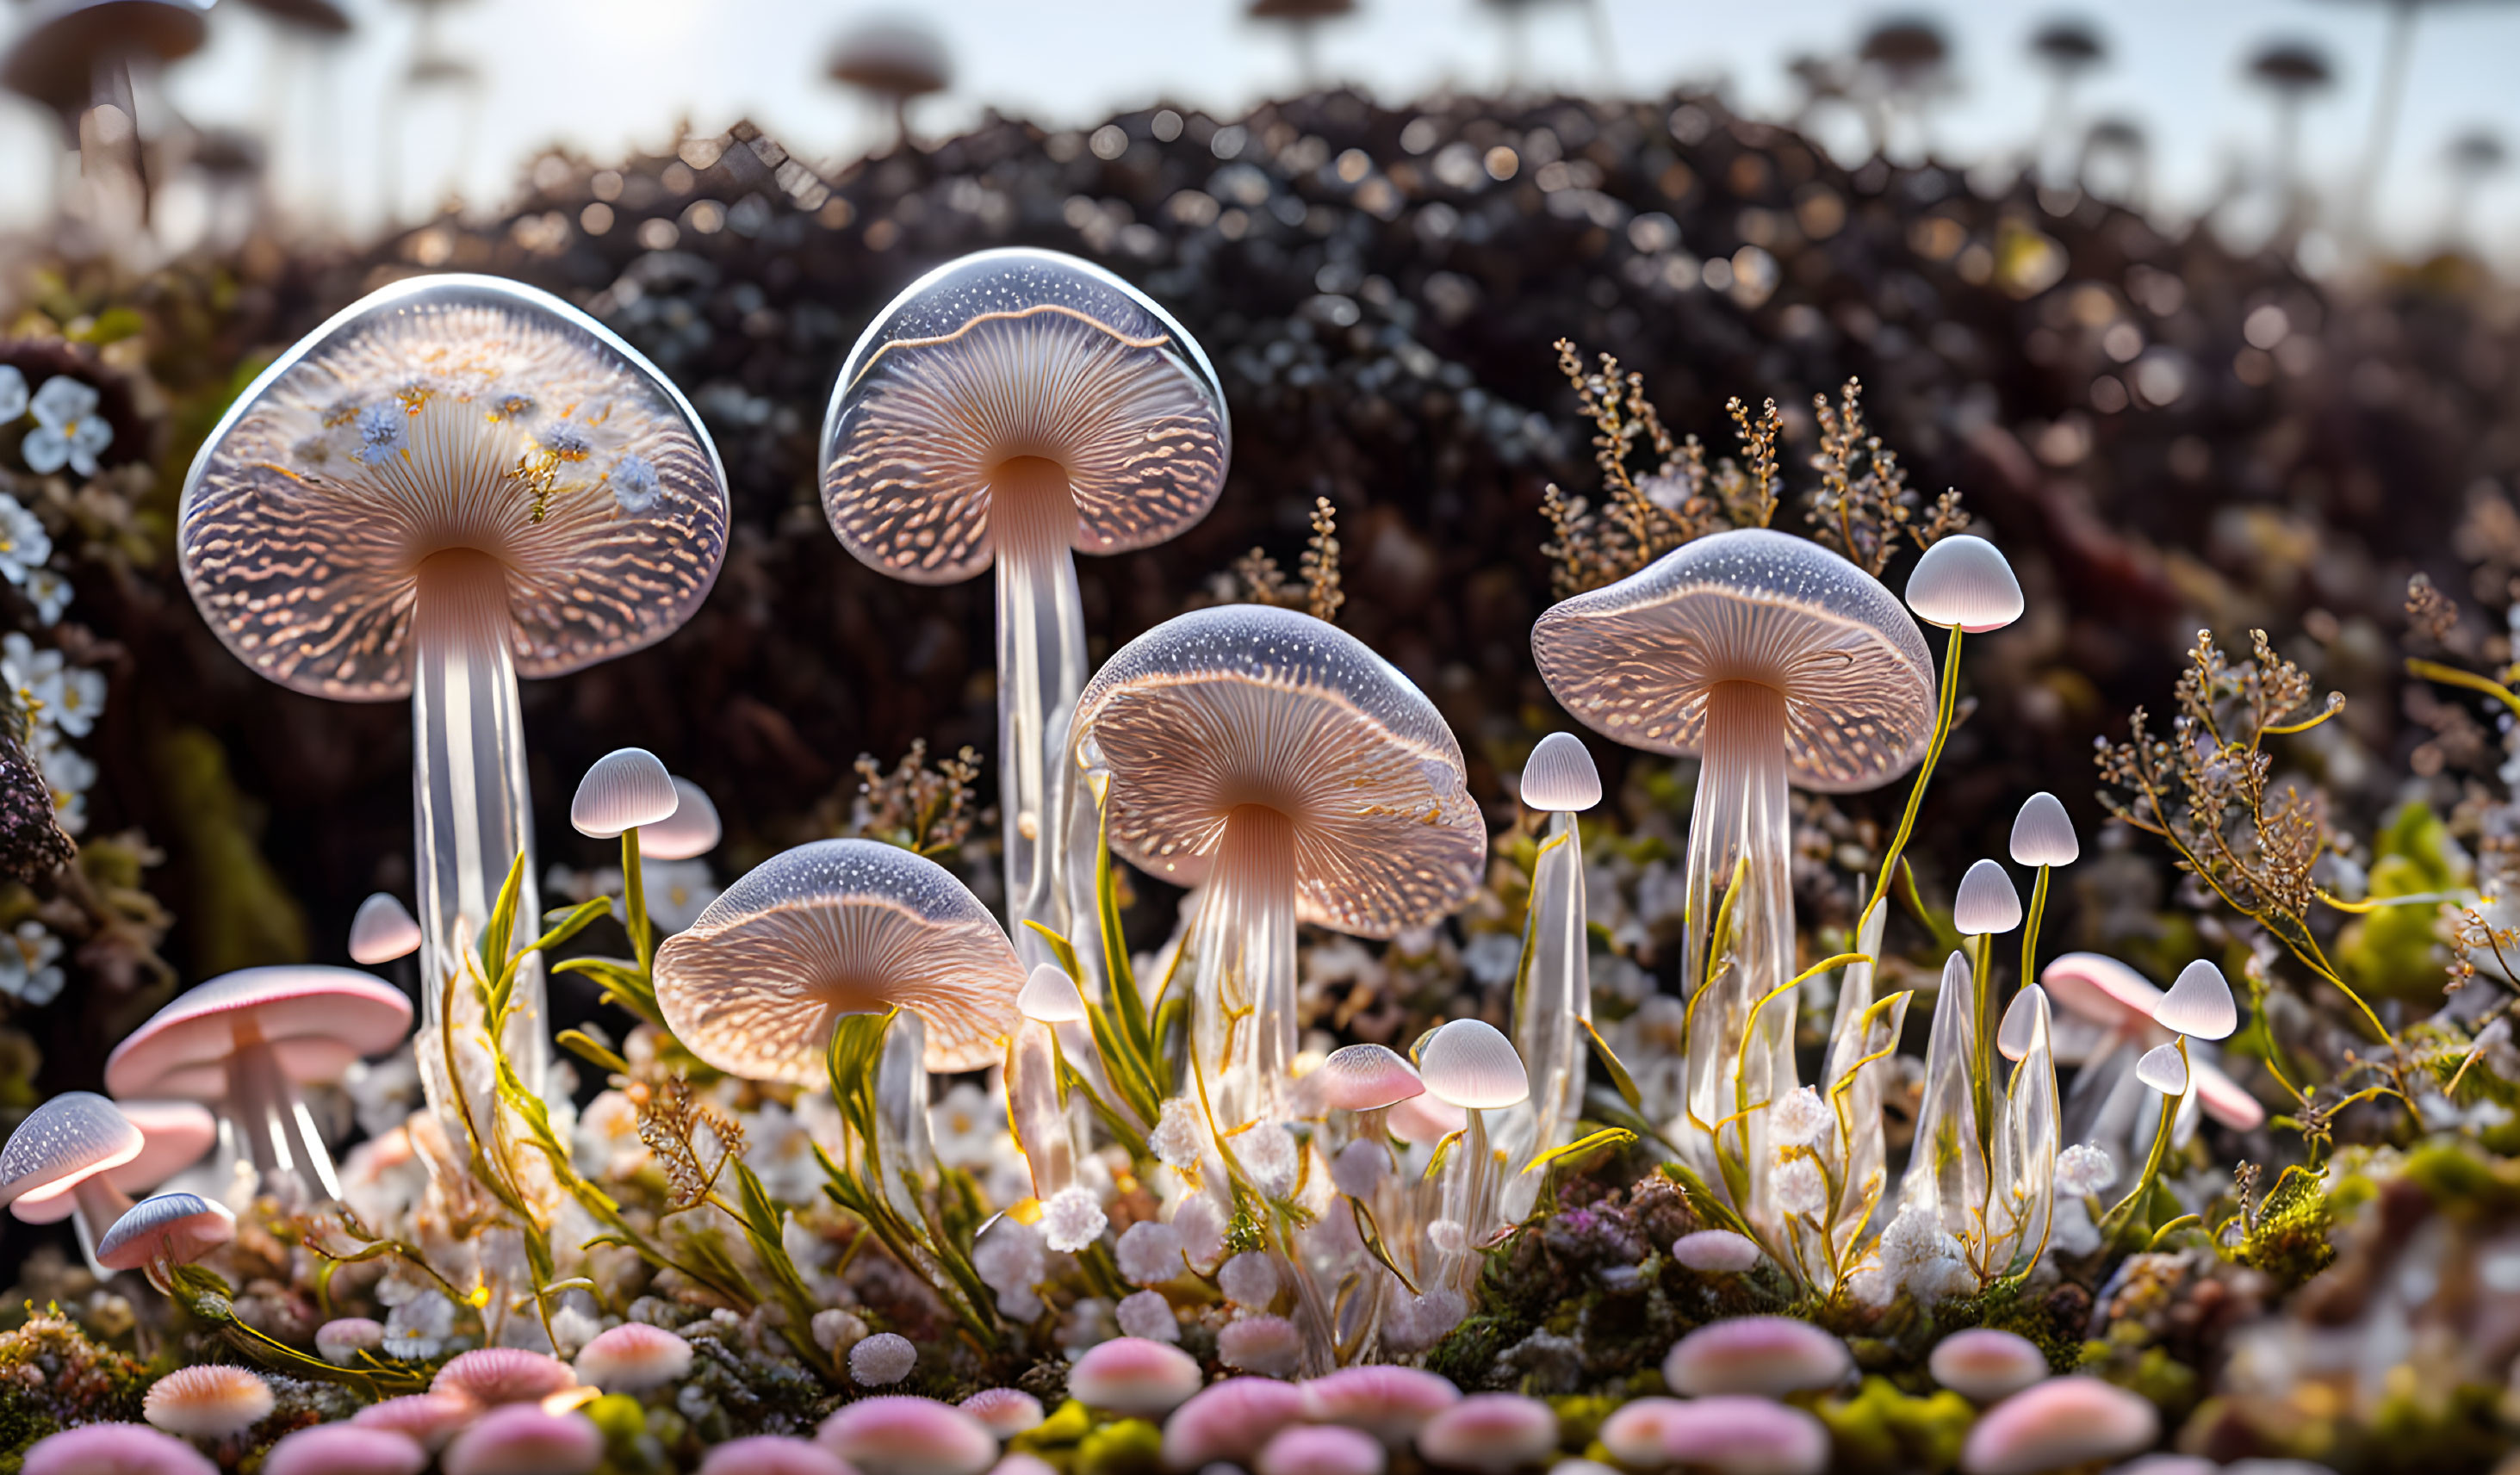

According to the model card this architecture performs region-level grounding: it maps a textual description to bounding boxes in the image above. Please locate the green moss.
[1073,1417,1162,1475]
[1935,1279,2081,1373]
[0,1312,149,1471]
[2337,803,2467,1001]
[1546,1393,1621,1450]
[1808,1376,1977,1474]
[1010,1398,1094,1455]
[2105,1347,2200,1424]
[1424,1311,1526,1388]
[2224,1165,2336,1287]
[149,726,307,976]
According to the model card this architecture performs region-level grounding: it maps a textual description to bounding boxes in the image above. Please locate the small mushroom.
[572,1323,692,1394]
[1299,1365,1461,1445]
[955,1387,1043,1438]
[1257,1423,1384,1475]
[1902,535,2026,633]
[22,1424,214,1475]
[2156,960,2238,1040]
[178,275,729,1121]
[349,892,423,966]
[442,1406,601,1475]
[1073,603,1482,1130]
[104,966,411,1205]
[6,1097,211,1241]
[2039,953,2262,1130]
[815,1396,996,1475]
[1068,1336,1203,1416]
[641,777,722,861]
[1161,1379,1308,1468]
[697,1437,854,1475]
[0,1092,143,1273]
[824,18,951,150]
[1413,1393,1560,1475]
[145,1365,275,1441]
[96,1192,234,1281]
[1418,1020,1529,1290]
[1670,1229,1764,1274]
[1929,1328,2051,1404]
[824,249,1229,977]
[432,1348,579,1405]
[1957,1376,2157,1475]
[1662,1316,1853,1398]
[1953,860,2023,935]
[263,1425,427,1475]
[1511,732,1603,1188]
[570,747,678,839]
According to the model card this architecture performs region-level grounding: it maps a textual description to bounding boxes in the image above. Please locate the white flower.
[34,734,93,797]
[382,1286,456,1359]
[1040,1185,1108,1254]
[1238,1121,1298,1198]
[635,858,719,933]
[23,378,109,479]
[811,1309,867,1353]
[2055,1143,2117,1199]
[929,1081,1002,1170]
[1772,1152,1827,1217]
[0,497,49,587]
[971,1218,1046,1295]
[24,569,68,625]
[1114,1289,1179,1342]
[1150,1096,1205,1171]
[610,454,663,515]
[1769,1085,1834,1148]
[49,666,102,738]
[3,633,62,727]
[0,921,62,1005]
[574,1090,651,1180]
[353,403,407,462]
[0,366,28,423]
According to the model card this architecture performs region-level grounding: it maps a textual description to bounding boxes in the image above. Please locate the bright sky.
[14,0,2520,269]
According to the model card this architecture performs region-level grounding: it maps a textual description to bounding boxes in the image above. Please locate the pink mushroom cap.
[1315,1044,1425,1112]
[1958,1377,2159,1475]
[1930,1328,2053,1404]
[431,1348,580,1405]
[1299,1365,1462,1444]
[697,1436,858,1475]
[1,1093,141,1218]
[1387,1092,1468,1145]
[22,1423,217,1475]
[2040,957,2265,1130]
[1413,1393,1561,1474]
[1663,1317,1853,1398]
[1671,1229,1765,1274]
[1160,1377,1307,1469]
[1257,1424,1386,1475]
[1068,1336,1204,1416]
[1651,1395,1832,1475]
[956,1386,1044,1438]
[816,1396,997,1475]
[351,1394,481,1452]
[104,967,413,1098]
[441,1406,603,1475]
[95,1193,234,1270]
[263,1424,428,1475]
[573,1322,693,1393]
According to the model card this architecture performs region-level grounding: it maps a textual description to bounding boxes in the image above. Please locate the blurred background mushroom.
[0,0,210,248]
[1245,0,1356,91]
[2245,37,2337,242]
[824,15,951,155]
[1855,11,1954,158]
[2025,15,2106,179]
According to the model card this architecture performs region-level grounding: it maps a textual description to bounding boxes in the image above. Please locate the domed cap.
[177,274,728,699]
[1300,1365,1461,1445]
[573,1323,692,1393]
[145,1365,275,1439]
[23,1424,216,1475]
[1067,1336,1203,1416]
[96,1192,235,1270]
[1927,1328,2050,1404]
[1413,1393,1560,1474]
[1417,1019,1528,1111]
[1996,985,2051,1064]
[1518,732,1601,813]
[2135,1043,2189,1094]
[1315,1043,1424,1112]
[1532,529,1937,793]
[2157,960,2238,1040]
[1071,604,1484,936]
[1952,859,2023,935]
[815,1396,996,1475]
[1904,535,2024,633]
[349,891,422,964]
[653,839,1026,1081]
[2039,952,2163,1032]
[1016,964,1089,1024]
[572,747,678,839]
[432,1348,579,1404]
[1662,1316,1853,1398]
[263,1425,427,1475]
[3,2,209,127]
[1957,1376,2157,1475]
[105,966,413,1099]
[2008,792,2077,867]
[821,247,1227,585]
[442,1406,601,1475]
[9,1100,213,1224]
[0,1092,140,1212]
[826,18,951,96]
[642,777,723,860]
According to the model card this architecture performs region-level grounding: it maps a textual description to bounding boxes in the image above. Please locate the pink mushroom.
[2040,954,2264,1130]
[104,966,412,1205]
[441,1406,603,1475]
[816,1397,997,1475]
[956,1387,1044,1438]
[697,1436,855,1475]
[351,1393,481,1452]
[96,1193,234,1279]
[1159,1378,1307,1469]
[1650,1396,1831,1475]
[22,1424,216,1475]
[431,1348,580,1405]
[1958,1376,2158,1475]
[143,1365,274,1440]
[1663,1317,1853,1398]
[1068,1337,1204,1416]
[573,1323,692,1393]
[0,1094,146,1273]
[1257,1424,1385,1475]
[1413,1393,1561,1473]
[1299,1365,1461,1445]
[263,1424,428,1475]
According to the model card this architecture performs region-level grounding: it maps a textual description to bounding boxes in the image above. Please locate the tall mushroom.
[1506,732,1602,1183]
[1069,604,1484,1130]
[1533,529,1935,1199]
[104,966,413,1206]
[177,275,728,1123]
[821,249,1229,976]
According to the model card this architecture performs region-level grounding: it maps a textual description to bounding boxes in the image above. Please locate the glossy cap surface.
[1418,1019,1529,1110]
[1952,858,2023,935]
[642,777,723,859]
[96,1191,235,1269]
[1904,534,2024,632]
[105,966,413,1099]
[2008,791,2078,867]
[348,891,422,964]
[572,747,679,839]
[1518,731,1602,812]
[0,1092,140,1212]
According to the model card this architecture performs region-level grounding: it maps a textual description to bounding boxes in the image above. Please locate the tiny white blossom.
[1772,1152,1827,1217]
[1114,1220,1185,1286]
[1149,1096,1204,1170]
[1040,1185,1108,1254]
[2055,1143,2117,1199]
[0,366,28,423]
[49,666,102,739]
[0,921,62,1005]
[382,1287,456,1359]
[1237,1121,1298,1198]
[35,734,93,797]
[0,496,50,587]
[610,453,663,515]
[24,378,110,479]
[1769,1085,1834,1148]
[4,633,62,727]
[971,1218,1046,1294]
[23,568,67,625]
[353,403,407,462]
[929,1081,1001,1170]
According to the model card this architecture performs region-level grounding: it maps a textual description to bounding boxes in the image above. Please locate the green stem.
[2020,864,2049,999]
[1866,623,1965,921]
[622,827,653,974]
[2097,1036,2189,1244]
[1971,930,1996,1151]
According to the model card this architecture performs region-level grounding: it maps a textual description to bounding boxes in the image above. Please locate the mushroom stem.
[2098,1036,2189,1248]
[410,549,544,1114]
[1971,929,1997,1149]
[990,457,1089,976]
[67,1174,133,1280]
[226,1035,342,1206]
[873,1010,937,1220]
[1007,1019,1076,1199]
[1191,805,1300,1129]
[1679,682,1797,1205]
[1437,1110,1497,1293]
[1501,812,1588,1221]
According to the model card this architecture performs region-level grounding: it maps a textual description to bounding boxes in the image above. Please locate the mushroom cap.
[1015,964,1089,1024]
[1928,1328,2051,1404]
[1603,1395,1830,1475]
[1161,1377,1308,1468]
[1387,1091,1467,1144]
[351,1395,479,1453]
[264,1425,428,1475]
[1670,1229,1765,1274]
[572,1322,692,1393]
[1663,1317,1853,1398]
[177,274,728,701]
[348,891,423,964]
[954,1387,1044,1438]
[572,747,679,839]
[316,1317,386,1365]
[2039,952,2163,1033]
[1413,1393,1561,1475]
[850,1331,918,1385]
[1417,1020,1529,1111]
[698,1436,857,1475]
[816,1396,996,1475]
[2157,960,2238,1041]
[1217,1314,1302,1376]
[1299,1366,1461,1445]
[1904,535,2024,633]
[1532,529,1937,793]
[431,1348,579,1405]
[2008,792,2078,868]
[642,778,723,860]
[2136,1043,2189,1095]
[1258,1424,1386,1475]
[96,1193,234,1270]
[1518,733,1602,813]
[441,1406,602,1475]
[1996,985,2051,1065]
[1316,1043,1426,1112]
[2,1,208,123]
[105,1101,217,1198]
[1068,1336,1205,1416]
[1952,859,2024,935]
[0,1092,141,1215]
[1072,604,1484,936]
[821,246,1226,586]
[144,1365,275,1440]
[1958,1377,2158,1475]
[654,839,1025,1081]
[104,966,412,1099]
[825,18,951,96]
[23,1424,216,1475]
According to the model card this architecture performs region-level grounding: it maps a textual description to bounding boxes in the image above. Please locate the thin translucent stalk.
[2020,864,2051,1000]
[992,458,1089,973]
[1511,815,1590,1174]
[1984,989,2058,1277]
[2099,1037,2188,1244]
[1822,899,1904,1246]
[1436,1110,1498,1293]
[1679,682,1796,1212]
[411,550,542,1120]
[68,1174,133,1281]
[1008,1019,1076,1199]
[1898,951,1987,1231]
[227,1036,340,1206]
[1971,930,1997,1150]
[1192,806,1298,1130]
[874,1011,935,1219]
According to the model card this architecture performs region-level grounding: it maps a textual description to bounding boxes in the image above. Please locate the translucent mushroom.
[1071,602,1482,1129]
[2007,792,2078,1064]
[1533,528,1934,1212]
[96,1192,234,1283]
[1509,732,1602,1191]
[2040,953,2262,1131]
[0,1092,143,1273]
[822,248,1228,976]
[4,1097,210,1257]
[0,0,209,229]
[177,276,727,1126]
[2157,960,2238,1040]
[104,966,411,1206]
[572,747,685,982]
[350,892,422,965]
[1952,858,2023,1120]
[1418,1020,1528,1291]
[642,777,722,861]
